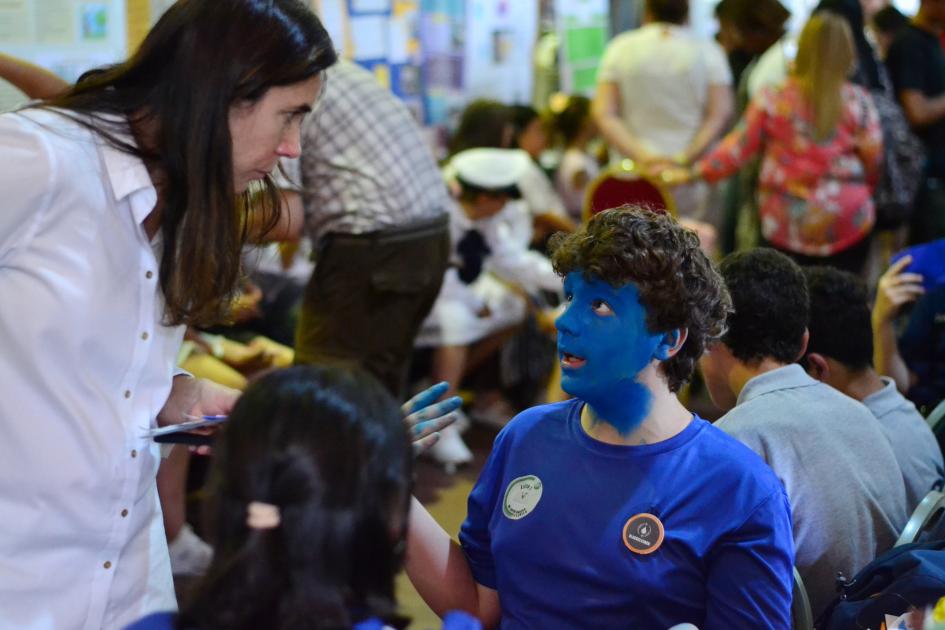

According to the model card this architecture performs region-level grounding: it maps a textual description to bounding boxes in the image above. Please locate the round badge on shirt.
[622,513,665,554]
[502,475,543,520]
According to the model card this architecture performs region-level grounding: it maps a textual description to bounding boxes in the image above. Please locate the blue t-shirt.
[126,611,481,630]
[459,399,795,629]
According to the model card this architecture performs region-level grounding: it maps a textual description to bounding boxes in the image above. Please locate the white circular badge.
[503,475,543,520]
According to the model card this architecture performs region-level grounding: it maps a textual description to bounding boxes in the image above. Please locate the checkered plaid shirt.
[279,60,448,242]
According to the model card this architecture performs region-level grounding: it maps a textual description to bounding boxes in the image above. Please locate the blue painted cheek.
[589,332,661,434]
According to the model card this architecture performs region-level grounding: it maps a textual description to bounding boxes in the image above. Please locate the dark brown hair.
[549,206,731,392]
[447,99,512,158]
[718,248,809,365]
[36,0,337,326]
[803,266,873,371]
[553,95,592,146]
[180,366,412,629]
[646,0,689,24]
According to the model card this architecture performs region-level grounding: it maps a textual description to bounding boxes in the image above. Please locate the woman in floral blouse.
[675,12,883,273]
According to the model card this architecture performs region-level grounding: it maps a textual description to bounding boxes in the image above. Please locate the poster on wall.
[0,0,32,44]
[419,0,464,126]
[80,3,111,41]
[462,0,538,104]
[36,0,76,44]
[555,0,607,96]
[0,0,126,98]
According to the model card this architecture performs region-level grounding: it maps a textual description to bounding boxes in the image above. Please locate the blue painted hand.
[401,381,463,454]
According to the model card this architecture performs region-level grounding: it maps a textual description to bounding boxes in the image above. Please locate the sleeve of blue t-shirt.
[123,612,176,630]
[354,611,481,630]
[458,428,512,590]
[703,489,795,629]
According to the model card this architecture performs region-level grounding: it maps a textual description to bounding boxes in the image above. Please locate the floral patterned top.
[697,78,883,256]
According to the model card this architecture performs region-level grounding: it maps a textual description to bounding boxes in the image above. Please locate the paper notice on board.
[0,0,31,43]
[350,15,387,61]
[351,0,390,12]
[35,0,76,43]
[80,3,110,41]
[315,0,347,56]
[388,15,410,64]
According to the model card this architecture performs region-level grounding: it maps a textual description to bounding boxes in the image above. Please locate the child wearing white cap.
[415,148,563,469]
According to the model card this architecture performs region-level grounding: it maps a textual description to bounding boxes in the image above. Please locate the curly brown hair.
[549,206,732,392]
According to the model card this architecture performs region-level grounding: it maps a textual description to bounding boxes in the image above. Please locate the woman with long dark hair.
[127,366,479,630]
[0,1,337,627]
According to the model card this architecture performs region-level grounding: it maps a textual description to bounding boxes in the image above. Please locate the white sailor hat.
[450,148,530,197]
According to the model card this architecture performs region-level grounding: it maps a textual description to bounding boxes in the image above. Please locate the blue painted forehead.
[564,270,639,295]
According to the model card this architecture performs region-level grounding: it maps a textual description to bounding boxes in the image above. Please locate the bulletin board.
[0,0,127,111]
[462,0,538,104]
[418,0,464,125]
[555,0,607,95]
[315,0,425,120]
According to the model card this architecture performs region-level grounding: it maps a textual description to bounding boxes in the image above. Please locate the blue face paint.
[556,272,663,435]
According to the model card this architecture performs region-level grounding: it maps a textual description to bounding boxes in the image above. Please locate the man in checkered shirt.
[275,59,450,396]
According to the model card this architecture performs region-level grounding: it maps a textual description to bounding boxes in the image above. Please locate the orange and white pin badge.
[623,513,665,555]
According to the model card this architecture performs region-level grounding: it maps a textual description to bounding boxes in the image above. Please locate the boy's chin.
[559,376,591,400]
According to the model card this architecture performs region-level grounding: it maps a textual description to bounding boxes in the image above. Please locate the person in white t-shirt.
[593,0,733,225]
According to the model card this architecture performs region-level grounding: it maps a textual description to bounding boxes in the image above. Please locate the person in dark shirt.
[886,0,945,242]
[873,5,909,59]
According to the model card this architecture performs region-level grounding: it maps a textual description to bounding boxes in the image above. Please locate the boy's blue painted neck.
[556,272,663,436]
[583,376,654,436]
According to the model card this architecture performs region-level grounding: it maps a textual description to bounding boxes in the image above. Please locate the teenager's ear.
[805,352,830,382]
[655,328,688,361]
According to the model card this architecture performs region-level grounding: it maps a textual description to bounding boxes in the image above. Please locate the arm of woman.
[855,92,884,191]
[0,54,68,99]
[694,93,769,184]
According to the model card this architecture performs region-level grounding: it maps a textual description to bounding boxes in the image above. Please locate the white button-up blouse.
[0,109,182,629]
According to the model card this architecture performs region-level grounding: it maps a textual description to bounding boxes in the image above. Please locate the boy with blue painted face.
[406,207,795,629]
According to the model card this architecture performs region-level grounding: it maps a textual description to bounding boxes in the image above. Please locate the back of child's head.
[509,104,549,158]
[552,95,592,147]
[179,365,412,630]
[548,206,731,392]
[803,265,873,371]
[872,5,908,36]
[718,248,810,365]
[448,99,513,157]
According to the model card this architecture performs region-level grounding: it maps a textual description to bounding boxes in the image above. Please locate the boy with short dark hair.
[703,248,910,618]
[803,265,944,510]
